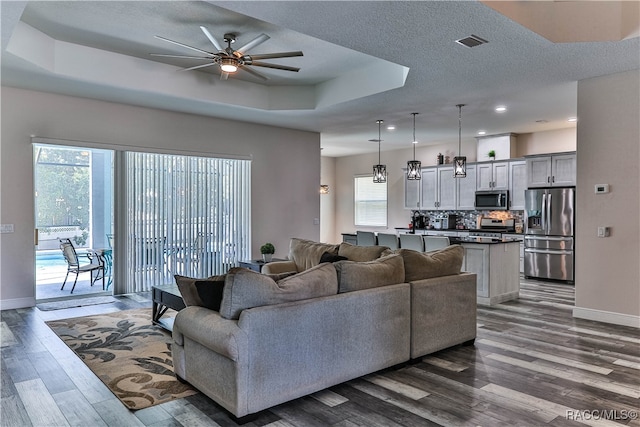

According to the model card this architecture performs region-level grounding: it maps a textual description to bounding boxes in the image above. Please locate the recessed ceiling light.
[477,131,486,135]
[568,117,578,122]
[495,106,507,113]
[386,125,396,130]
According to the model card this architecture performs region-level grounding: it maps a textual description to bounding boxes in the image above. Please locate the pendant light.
[454,104,467,178]
[407,112,421,180]
[372,119,387,183]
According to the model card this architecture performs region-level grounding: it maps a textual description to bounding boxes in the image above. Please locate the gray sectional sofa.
[172,238,477,420]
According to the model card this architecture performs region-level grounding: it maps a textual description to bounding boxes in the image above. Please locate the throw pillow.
[337,242,393,262]
[334,253,405,293]
[289,238,340,271]
[219,263,339,320]
[175,274,226,311]
[397,245,464,282]
[319,251,348,263]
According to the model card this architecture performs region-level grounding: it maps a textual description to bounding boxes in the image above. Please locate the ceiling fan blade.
[244,51,303,61]
[150,53,214,60]
[220,71,229,80]
[236,33,270,55]
[180,62,218,72]
[154,35,214,56]
[200,26,223,52]
[249,61,300,72]
[238,65,269,81]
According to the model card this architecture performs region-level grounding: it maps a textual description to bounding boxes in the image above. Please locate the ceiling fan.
[150,26,303,81]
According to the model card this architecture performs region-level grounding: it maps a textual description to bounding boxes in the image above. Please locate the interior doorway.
[34,143,114,301]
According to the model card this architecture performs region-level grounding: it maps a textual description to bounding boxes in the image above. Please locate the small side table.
[239,258,287,273]
[152,284,186,331]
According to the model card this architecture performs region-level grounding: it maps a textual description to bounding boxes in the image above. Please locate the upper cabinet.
[526,152,576,188]
[422,165,456,210]
[508,160,527,210]
[457,164,477,210]
[476,161,509,191]
[404,169,421,209]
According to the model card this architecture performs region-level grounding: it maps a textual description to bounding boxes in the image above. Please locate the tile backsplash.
[417,210,524,230]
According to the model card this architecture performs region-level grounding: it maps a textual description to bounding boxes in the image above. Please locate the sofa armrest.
[261,260,297,274]
[410,272,477,358]
[173,306,248,361]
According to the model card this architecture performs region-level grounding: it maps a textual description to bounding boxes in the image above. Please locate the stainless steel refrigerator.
[524,188,575,282]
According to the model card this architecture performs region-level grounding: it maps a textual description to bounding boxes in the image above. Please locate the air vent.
[455,35,488,48]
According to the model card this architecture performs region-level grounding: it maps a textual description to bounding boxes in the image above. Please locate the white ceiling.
[2,1,639,157]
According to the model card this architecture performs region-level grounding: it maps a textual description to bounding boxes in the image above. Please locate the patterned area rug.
[46,309,197,410]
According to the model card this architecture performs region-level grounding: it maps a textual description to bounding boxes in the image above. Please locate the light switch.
[597,227,610,238]
[595,184,610,194]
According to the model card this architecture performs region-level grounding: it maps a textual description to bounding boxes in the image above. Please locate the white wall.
[515,128,576,157]
[320,156,336,243]
[0,87,321,309]
[574,69,640,326]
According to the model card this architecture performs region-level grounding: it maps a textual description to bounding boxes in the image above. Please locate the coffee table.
[152,283,186,331]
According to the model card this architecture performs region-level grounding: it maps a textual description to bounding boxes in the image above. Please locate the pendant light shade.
[454,104,467,178]
[373,119,387,183]
[407,112,421,180]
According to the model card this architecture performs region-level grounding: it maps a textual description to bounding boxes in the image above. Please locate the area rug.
[37,296,118,311]
[46,309,197,409]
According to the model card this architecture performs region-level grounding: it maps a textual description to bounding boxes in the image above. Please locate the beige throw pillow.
[397,245,464,282]
[334,253,405,293]
[337,242,392,262]
[219,263,338,320]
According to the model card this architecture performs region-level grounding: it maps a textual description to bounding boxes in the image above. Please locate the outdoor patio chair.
[59,238,105,294]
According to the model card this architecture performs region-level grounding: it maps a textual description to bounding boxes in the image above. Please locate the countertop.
[450,237,522,245]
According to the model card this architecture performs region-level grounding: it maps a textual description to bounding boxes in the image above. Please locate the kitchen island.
[451,237,521,305]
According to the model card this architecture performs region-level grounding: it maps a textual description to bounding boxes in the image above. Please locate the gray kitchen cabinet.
[508,160,527,210]
[420,166,456,210]
[526,152,576,188]
[404,169,421,209]
[456,163,477,210]
[476,161,509,191]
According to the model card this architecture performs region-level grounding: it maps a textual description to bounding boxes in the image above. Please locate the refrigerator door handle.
[525,248,573,256]
[541,193,547,234]
[525,235,573,242]
[547,193,552,232]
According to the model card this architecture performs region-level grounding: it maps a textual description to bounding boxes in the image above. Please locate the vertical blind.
[354,175,387,227]
[125,152,251,293]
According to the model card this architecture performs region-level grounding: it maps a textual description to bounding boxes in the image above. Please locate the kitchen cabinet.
[526,152,576,188]
[508,160,527,210]
[456,163,477,210]
[421,166,456,210]
[477,161,509,191]
[461,241,520,305]
[404,169,421,209]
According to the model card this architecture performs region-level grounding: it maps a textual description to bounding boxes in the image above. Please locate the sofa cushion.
[219,263,339,320]
[334,253,405,293]
[289,238,340,271]
[175,274,226,311]
[397,245,464,282]
[319,251,348,263]
[337,242,393,262]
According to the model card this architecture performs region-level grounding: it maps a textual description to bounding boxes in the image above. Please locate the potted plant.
[260,242,275,262]
[488,150,496,160]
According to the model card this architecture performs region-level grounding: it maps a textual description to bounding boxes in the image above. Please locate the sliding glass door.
[123,152,251,293]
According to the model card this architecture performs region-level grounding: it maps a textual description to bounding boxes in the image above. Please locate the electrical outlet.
[597,227,610,238]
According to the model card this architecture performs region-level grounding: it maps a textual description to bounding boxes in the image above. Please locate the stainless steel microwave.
[475,190,509,210]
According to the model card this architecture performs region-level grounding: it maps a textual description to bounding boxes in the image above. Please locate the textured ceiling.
[2,1,639,157]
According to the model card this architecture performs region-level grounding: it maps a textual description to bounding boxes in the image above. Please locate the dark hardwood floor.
[2,278,639,426]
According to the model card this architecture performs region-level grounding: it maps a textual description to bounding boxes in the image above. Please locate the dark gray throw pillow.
[319,251,348,263]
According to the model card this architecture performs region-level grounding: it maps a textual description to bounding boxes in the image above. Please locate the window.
[124,152,251,292]
[354,175,387,227]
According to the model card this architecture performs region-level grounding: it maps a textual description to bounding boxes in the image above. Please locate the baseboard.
[0,297,36,311]
[573,307,640,328]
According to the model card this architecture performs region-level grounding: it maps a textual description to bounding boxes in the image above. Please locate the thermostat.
[595,184,609,194]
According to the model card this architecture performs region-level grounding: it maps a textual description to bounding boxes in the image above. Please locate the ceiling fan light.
[220,58,238,73]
